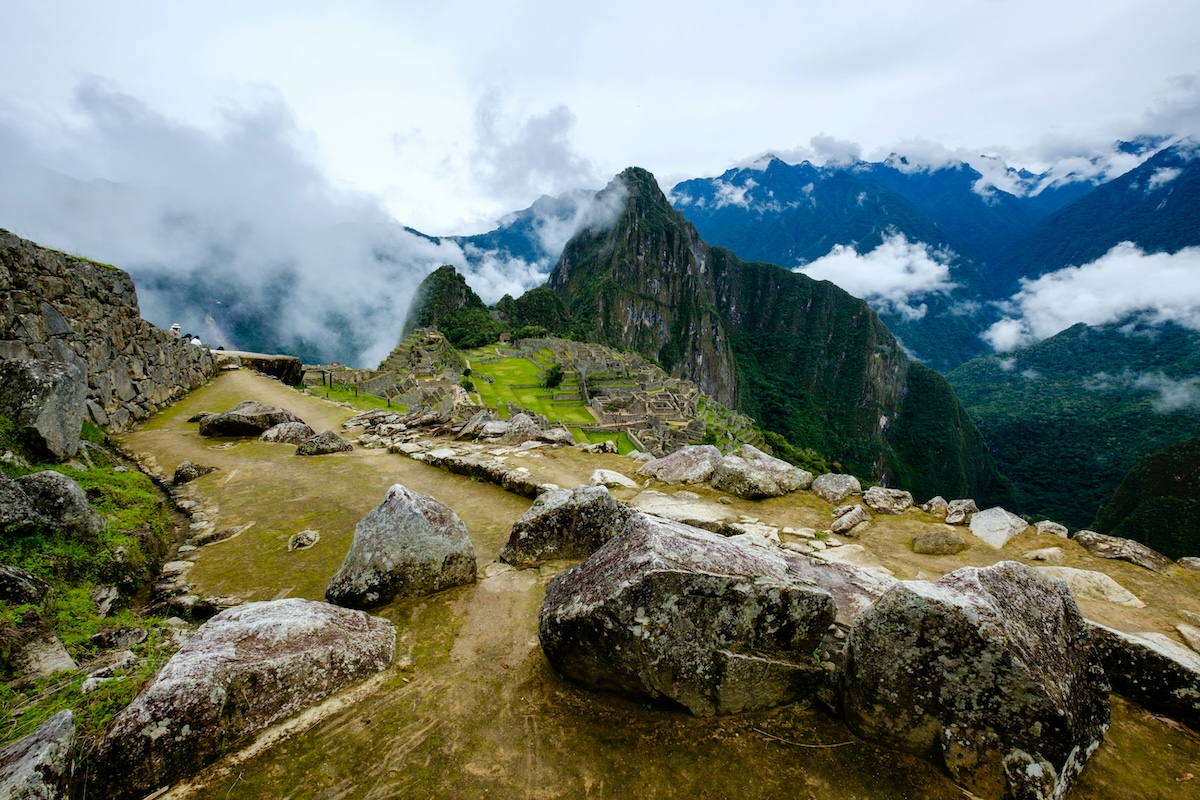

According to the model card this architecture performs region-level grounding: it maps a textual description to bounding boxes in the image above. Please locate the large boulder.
[197,400,303,437]
[0,474,43,535]
[1071,529,1172,573]
[862,486,914,515]
[967,506,1028,548]
[16,470,105,536]
[0,359,86,459]
[295,429,354,456]
[1088,623,1200,729]
[810,473,862,504]
[0,709,74,800]
[710,444,812,499]
[539,513,836,717]
[259,421,317,444]
[0,565,51,606]
[843,561,1110,800]
[635,445,723,485]
[326,484,476,608]
[91,599,395,800]
[628,490,736,533]
[500,485,633,567]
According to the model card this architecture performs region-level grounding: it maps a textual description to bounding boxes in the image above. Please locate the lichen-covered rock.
[635,445,723,485]
[538,427,576,446]
[0,474,43,535]
[912,529,966,555]
[830,505,870,535]
[862,486,913,515]
[539,513,836,716]
[921,496,948,515]
[967,506,1028,548]
[0,709,74,800]
[810,473,862,504]
[0,565,51,606]
[629,490,736,533]
[326,484,476,608]
[945,498,978,525]
[1034,566,1145,608]
[1071,530,1172,573]
[259,421,317,444]
[1088,622,1200,730]
[1035,520,1069,538]
[16,470,104,536]
[172,460,217,484]
[295,429,354,456]
[0,359,86,459]
[710,444,813,499]
[500,485,633,567]
[843,562,1110,800]
[91,599,395,800]
[198,400,303,437]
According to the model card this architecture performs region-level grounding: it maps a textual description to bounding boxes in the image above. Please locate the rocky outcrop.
[710,444,812,499]
[1088,623,1200,730]
[0,709,74,800]
[198,400,304,437]
[0,359,85,459]
[0,473,43,535]
[91,599,395,800]
[16,470,104,536]
[326,484,476,608]
[629,490,735,533]
[843,562,1109,800]
[810,473,862,504]
[967,506,1028,548]
[0,229,215,431]
[635,445,723,485]
[259,421,316,444]
[295,430,354,456]
[862,486,913,515]
[1071,529,1172,573]
[539,513,836,716]
[500,485,633,567]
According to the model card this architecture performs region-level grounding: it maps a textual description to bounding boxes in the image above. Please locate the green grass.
[314,382,407,413]
[465,349,597,424]
[569,429,637,454]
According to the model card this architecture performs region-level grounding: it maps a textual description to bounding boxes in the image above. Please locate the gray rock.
[589,469,639,489]
[288,529,321,551]
[1072,529,1172,573]
[635,445,723,485]
[0,474,43,535]
[777,551,898,627]
[91,585,121,618]
[538,427,576,446]
[581,440,618,454]
[1034,566,1145,608]
[1179,557,1200,571]
[967,506,1028,548]
[295,430,354,456]
[1034,520,1069,538]
[0,359,86,459]
[326,484,476,608]
[9,623,77,682]
[944,498,978,525]
[844,562,1109,800]
[500,485,633,567]
[259,421,317,444]
[1088,622,1200,729]
[813,543,892,573]
[172,460,217,484]
[629,490,736,533]
[92,599,395,800]
[0,564,51,606]
[912,529,966,555]
[921,496,948,515]
[810,473,862,504]
[830,505,871,535]
[710,444,813,499]
[862,486,913,515]
[0,709,74,800]
[90,626,147,650]
[16,470,105,537]
[539,513,836,716]
[198,400,303,437]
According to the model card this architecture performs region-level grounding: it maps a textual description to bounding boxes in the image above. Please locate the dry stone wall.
[0,229,215,431]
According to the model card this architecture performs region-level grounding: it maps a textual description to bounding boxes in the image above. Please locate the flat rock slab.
[629,490,736,533]
[635,445,723,485]
[1072,530,1172,573]
[1088,622,1200,730]
[500,485,633,567]
[967,506,1028,548]
[0,709,74,800]
[589,469,639,489]
[540,513,836,717]
[1034,566,1145,608]
[92,599,395,800]
[844,562,1109,800]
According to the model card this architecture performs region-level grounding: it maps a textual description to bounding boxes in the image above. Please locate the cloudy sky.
[1,0,1198,365]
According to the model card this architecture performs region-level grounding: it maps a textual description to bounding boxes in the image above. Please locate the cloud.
[1147,166,1182,191]
[794,233,958,320]
[1134,372,1200,412]
[712,177,756,209]
[810,134,862,166]
[0,80,474,367]
[982,242,1200,350]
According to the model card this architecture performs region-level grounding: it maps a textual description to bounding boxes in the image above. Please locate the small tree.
[543,363,564,389]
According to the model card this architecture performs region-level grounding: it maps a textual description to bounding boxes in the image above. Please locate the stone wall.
[0,229,215,431]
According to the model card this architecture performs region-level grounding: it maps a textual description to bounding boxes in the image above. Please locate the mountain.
[544,167,1011,502]
[402,264,504,348]
[1092,437,1200,558]
[947,320,1200,528]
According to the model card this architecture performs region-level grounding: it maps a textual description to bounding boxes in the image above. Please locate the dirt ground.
[116,368,1200,799]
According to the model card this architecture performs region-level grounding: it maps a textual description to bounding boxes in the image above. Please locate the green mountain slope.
[402,264,503,347]
[1093,437,1200,558]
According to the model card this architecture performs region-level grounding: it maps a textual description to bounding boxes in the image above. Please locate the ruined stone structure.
[0,229,215,430]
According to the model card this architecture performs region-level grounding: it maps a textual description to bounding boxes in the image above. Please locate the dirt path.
[116,369,1199,799]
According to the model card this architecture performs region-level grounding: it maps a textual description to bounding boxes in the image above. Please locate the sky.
[1,0,1198,365]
